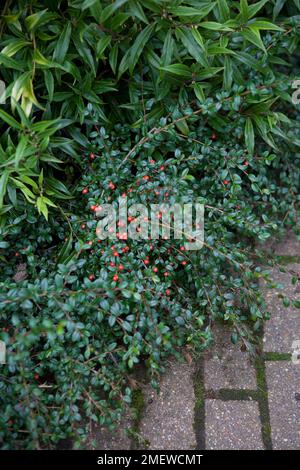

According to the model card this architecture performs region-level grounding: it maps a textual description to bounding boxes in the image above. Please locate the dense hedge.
[0,0,300,449]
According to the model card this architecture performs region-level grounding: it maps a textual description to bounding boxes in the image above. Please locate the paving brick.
[266,361,300,449]
[139,360,196,450]
[205,400,264,450]
[263,265,300,353]
[205,325,257,390]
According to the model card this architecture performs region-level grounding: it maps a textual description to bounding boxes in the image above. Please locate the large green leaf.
[128,23,155,74]
[244,118,254,154]
[159,64,192,78]
[53,22,72,63]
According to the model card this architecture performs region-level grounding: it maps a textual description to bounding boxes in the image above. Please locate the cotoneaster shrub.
[0,0,300,449]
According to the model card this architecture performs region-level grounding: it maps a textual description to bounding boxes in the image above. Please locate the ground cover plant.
[0,0,299,449]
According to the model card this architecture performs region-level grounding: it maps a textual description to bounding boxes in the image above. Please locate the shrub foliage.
[0,0,299,449]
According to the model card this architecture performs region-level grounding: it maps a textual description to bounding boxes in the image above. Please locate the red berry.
[211,133,217,141]
[122,192,127,197]
[34,374,39,380]
[180,246,185,251]
[152,267,158,273]
[82,188,88,194]
[109,182,115,190]
[113,251,119,257]
[81,224,86,229]
[144,259,149,265]
[89,274,95,281]
[223,179,229,185]
[244,161,249,166]
[159,165,165,171]
[166,289,171,295]
[164,271,169,277]
[181,260,187,266]
[143,175,150,180]
[110,262,115,267]
[128,216,134,222]
[89,153,95,160]
[15,252,20,257]
[90,205,96,211]
[113,274,119,282]
[118,264,124,271]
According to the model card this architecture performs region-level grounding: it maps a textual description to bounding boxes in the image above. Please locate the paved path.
[88,232,300,450]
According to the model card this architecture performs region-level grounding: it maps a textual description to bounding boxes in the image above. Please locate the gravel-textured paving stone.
[87,413,132,450]
[266,361,300,449]
[204,325,256,390]
[205,400,264,450]
[263,265,300,353]
[139,360,196,450]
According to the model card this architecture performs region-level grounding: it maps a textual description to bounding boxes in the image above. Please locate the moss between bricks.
[263,352,291,361]
[193,359,206,450]
[129,389,149,449]
[205,389,258,401]
[275,255,300,265]
[254,357,272,450]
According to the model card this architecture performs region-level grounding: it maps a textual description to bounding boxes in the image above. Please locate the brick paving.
[139,361,196,450]
[87,232,300,450]
[204,327,257,390]
[266,362,300,449]
[263,263,300,353]
[205,400,264,450]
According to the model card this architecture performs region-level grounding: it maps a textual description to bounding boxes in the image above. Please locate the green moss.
[254,357,272,450]
[131,389,145,423]
[263,352,291,361]
[193,360,205,449]
[206,389,258,401]
[275,255,300,265]
[128,388,149,449]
